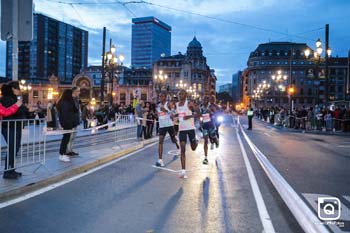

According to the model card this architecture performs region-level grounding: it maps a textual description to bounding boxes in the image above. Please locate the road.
[0,114,348,233]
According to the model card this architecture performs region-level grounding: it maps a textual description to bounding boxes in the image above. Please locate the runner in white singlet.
[175,90,199,179]
[155,93,179,167]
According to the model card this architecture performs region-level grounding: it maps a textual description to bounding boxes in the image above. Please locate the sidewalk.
[256,118,350,136]
[0,134,158,203]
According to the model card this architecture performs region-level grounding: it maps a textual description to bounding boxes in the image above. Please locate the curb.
[0,138,158,203]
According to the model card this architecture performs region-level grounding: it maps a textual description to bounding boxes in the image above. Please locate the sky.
[1,0,349,87]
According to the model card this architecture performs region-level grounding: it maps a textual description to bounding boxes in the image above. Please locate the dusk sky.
[1,0,349,86]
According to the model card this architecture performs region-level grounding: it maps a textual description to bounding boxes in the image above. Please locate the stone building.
[152,37,216,100]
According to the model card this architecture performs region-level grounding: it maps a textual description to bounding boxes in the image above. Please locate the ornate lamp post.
[104,44,124,106]
[305,38,331,105]
[153,70,168,94]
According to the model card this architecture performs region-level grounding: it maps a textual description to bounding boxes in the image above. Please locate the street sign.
[1,0,33,41]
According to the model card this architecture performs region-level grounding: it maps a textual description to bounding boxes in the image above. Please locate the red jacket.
[0,104,19,118]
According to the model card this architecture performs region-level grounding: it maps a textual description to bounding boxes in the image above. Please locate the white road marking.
[151,165,180,173]
[337,145,350,148]
[167,150,180,156]
[264,133,272,137]
[240,126,328,233]
[0,142,158,209]
[236,128,276,233]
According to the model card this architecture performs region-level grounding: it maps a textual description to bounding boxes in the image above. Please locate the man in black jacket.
[1,81,28,179]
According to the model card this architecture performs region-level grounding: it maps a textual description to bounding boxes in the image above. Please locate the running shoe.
[59,155,71,162]
[203,158,208,165]
[155,159,165,167]
[179,170,188,179]
[210,143,214,150]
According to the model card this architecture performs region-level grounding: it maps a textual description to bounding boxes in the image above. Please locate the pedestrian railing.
[0,118,46,173]
[0,115,145,174]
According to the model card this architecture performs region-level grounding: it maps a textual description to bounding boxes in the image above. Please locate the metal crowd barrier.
[0,118,46,173]
[0,115,142,174]
[264,114,350,132]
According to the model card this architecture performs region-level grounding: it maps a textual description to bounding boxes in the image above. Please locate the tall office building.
[131,17,171,68]
[6,13,88,84]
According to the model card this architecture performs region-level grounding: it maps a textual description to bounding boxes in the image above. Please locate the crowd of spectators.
[255,105,350,132]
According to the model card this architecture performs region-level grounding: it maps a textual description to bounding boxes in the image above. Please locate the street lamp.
[104,43,124,106]
[175,80,187,89]
[19,79,32,103]
[154,70,168,99]
[305,38,331,105]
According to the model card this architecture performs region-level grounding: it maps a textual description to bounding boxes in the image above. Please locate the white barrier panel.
[1,118,46,172]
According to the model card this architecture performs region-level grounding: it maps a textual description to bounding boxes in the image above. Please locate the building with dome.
[152,37,216,100]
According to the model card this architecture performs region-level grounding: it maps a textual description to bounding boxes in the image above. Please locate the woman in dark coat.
[1,81,28,179]
[56,89,80,162]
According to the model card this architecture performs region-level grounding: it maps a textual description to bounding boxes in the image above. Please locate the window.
[308,88,312,96]
[33,90,39,98]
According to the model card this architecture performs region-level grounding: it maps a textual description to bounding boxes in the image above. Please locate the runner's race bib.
[202,113,211,123]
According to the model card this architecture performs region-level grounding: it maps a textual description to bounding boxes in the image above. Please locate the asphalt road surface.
[0,114,348,233]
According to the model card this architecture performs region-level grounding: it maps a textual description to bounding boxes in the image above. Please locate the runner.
[171,96,179,136]
[200,96,219,165]
[155,92,180,167]
[209,95,220,149]
[176,90,199,179]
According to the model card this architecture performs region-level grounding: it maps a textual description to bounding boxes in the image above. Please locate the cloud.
[34,0,131,33]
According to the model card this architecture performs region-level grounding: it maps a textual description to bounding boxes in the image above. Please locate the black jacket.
[57,100,80,129]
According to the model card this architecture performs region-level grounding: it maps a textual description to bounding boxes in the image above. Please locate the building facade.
[218,84,233,95]
[231,71,242,103]
[242,42,350,109]
[6,13,88,84]
[131,17,171,68]
[152,37,216,100]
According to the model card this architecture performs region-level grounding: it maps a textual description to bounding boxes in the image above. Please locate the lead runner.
[155,92,179,167]
[175,89,199,179]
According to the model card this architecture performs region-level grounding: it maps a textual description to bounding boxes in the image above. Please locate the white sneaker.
[59,155,71,162]
[156,159,164,167]
[210,143,214,150]
[179,170,188,179]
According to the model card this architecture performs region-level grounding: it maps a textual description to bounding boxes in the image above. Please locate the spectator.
[325,109,332,131]
[135,99,144,140]
[56,87,80,162]
[46,100,57,129]
[1,81,28,179]
[81,104,89,129]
